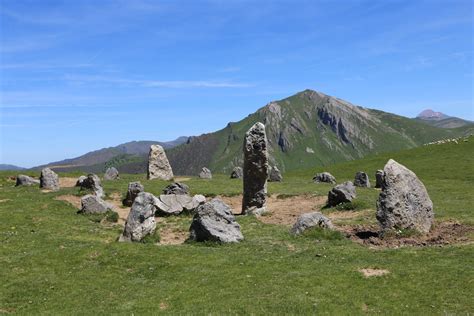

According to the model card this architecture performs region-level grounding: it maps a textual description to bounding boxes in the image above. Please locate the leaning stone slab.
[290,212,334,235]
[147,144,174,180]
[40,168,59,191]
[16,175,40,186]
[119,192,157,242]
[327,181,356,207]
[354,171,370,188]
[188,198,243,243]
[313,172,336,184]
[155,194,206,216]
[104,167,119,180]
[80,194,114,214]
[376,159,434,233]
[123,181,144,207]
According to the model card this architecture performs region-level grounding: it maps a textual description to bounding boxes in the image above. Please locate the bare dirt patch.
[219,194,327,226]
[174,177,191,182]
[156,217,189,245]
[359,268,390,277]
[0,199,11,203]
[59,177,78,188]
[107,192,130,225]
[341,221,474,248]
[55,195,81,208]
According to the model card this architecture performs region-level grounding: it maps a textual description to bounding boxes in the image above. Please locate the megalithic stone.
[242,122,269,215]
[147,144,174,181]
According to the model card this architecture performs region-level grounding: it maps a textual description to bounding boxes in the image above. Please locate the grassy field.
[1,138,473,314]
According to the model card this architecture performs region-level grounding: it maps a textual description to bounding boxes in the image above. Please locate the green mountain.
[165,89,471,175]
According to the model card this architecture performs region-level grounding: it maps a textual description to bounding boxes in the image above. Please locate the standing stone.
[290,212,334,235]
[119,192,157,242]
[327,181,356,207]
[40,168,59,191]
[80,174,104,198]
[313,172,336,184]
[376,159,434,233]
[75,175,87,187]
[123,181,144,207]
[354,171,370,188]
[375,170,384,189]
[242,122,269,215]
[189,198,243,243]
[80,195,114,214]
[268,165,283,182]
[199,167,212,179]
[147,144,174,181]
[230,166,243,179]
[16,175,40,186]
[162,182,189,195]
[104,167,119,180]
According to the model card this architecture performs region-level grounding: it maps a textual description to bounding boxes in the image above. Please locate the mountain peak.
[417,109,450,120]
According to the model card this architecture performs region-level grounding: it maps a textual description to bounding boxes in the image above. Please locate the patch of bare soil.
[359,268,390,277]
[174,177,191,182]
[55,195,81,208]
[341,221,474,248]
[219,194,327,226]
[0,199,11,203]
[59,177,78,188]
[156,217,189,245]
[107,192,130,225]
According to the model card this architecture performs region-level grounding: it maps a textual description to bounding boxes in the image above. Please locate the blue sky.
[0,0,473,167]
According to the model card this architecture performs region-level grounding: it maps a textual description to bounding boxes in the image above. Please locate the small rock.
[327,181,356,207]
[189,198,243,243]
[40,168,59,191]
[199,167,212,179]
[119,192,157,242]
[15,175,40,186]
[162,182,189,195]
[290,212,334,235]
[104,167,119,180]
[268,165,283,182]
[313,172,336,184]
[75,176,87,187]
[230,166,243,179]
[375,170,384,189]
[123,182,144,207]
[80,174,104,198]
[354,171,370,188]
[80,194,114,214]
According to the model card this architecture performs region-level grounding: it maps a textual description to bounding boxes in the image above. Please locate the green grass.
[1,139,473,314]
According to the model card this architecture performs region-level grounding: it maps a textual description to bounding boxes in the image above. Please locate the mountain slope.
[166,89,469,175]
[415,109,473,128]
[0,164,25,171]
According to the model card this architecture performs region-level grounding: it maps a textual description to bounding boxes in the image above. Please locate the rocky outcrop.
[376,159,434,233]
[147,144,174,181]
[268,165,283,182]
[122,182,144,207]
[290,212,334,235]
[199,167,212,179]
[80,174,104,198]
[230,166,243,179]
[119,192,157,242]
[375,170,384,189]
[327,181,356,207]
[313,172,336,184]
[40,168,59,191]
[104,167,119,180]
[354,171,370,188]
[15,175,40,186]
[242,122,269,215]
[162,182,189,195]
[80,195,114,214]
[188,198,243,243]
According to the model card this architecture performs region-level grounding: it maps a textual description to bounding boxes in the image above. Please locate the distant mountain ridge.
[417,109,450,120]
[415,109,473,128]
[0,164,25,171]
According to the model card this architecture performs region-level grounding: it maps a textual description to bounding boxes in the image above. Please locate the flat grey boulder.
[155,194,206,216]
[376,159,434,233]
[123,181,144,207]
[268,165,283,182]
[189,198,243,243]
[163,182,189,195]
[147,144,174,181]
[230,166,243,179]
[327,181,356,207]
[242,122,269,215]
[16,175,40,186]
[313,172,336,184]
[119,192,157,242]
[75,175,87,187]
[80,174,104,198]
[104,167,119,180]
[80,194,114,214]
[354,171,370,188]
[40,168,59,191]
[199,167,212,179]
[375,170,384,189]
[290,212,334,235]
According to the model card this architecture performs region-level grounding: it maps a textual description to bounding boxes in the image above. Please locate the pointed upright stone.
[354,171,370,188]
[375,170,384,188]
[40,168,59,191]
[242,122,269,215]
[147,144,174,181]
[119,192,157,242]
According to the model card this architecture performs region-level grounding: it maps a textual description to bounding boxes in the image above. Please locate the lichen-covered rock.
[75,175,87,187]
[80,174,104,198]
[162,182,189,195]
[242,122,268,215]
[122,181,144,207]
[80,194,114,214]
[230,166,243,179]
[147,144,174,181]
[268,165,283,182]
[313,172,336,184]
[327,181,356,207]
[199,167,212,179]
[119,192,157,242]
[155,194,206,216]
[376,159,434,233]
[375,170,384,188]
[15,175,40,186]
[189,198,243,243]
[104,167,119,180]
[40,168,59,191]
[354,171,370,188]
[290,212,334,235]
